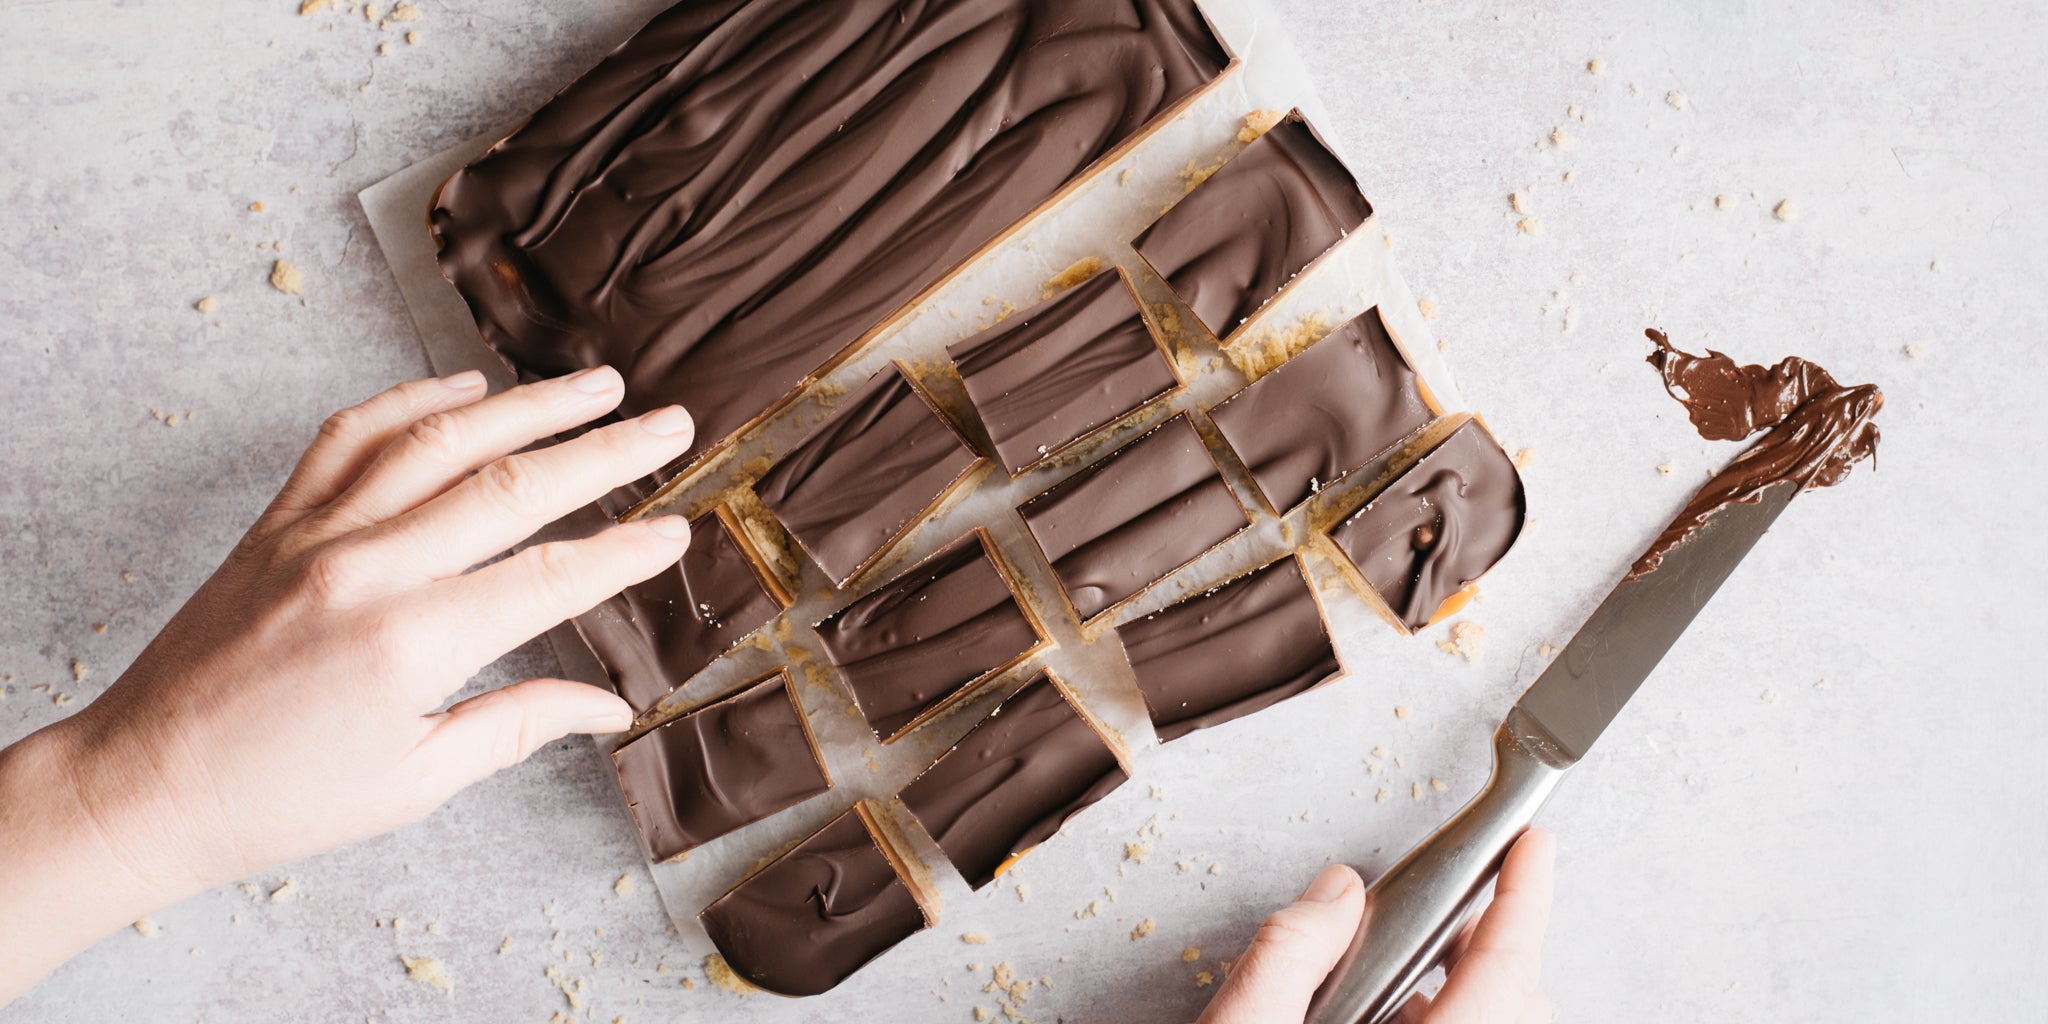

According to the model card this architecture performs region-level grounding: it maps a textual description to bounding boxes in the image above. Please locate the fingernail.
[1301,864,1356,903]
[644,515,691,540]
[442,369,485,390]
[564,365,621,394]
[569,708,634,734]
[639,405,693,438]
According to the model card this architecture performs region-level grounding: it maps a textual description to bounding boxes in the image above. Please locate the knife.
[1303,476,1803,1024]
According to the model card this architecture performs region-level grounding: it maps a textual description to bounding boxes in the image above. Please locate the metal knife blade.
[1515,478,1798,762]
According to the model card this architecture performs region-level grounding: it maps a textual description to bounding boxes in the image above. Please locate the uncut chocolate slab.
[1208,307,1434,513]
[429,0,1233,488]
[700,803,928,997]
[898,672,1128,889]
[1018,413,1249,623]
[815,531,1041,742]
[612,670,830,862]
[756,364,981,587]
[1118,556,1341,742]
[575,506,786,714]
[1326,419,1526,631]
[1134,111,1372,342]
[949,269,1181,476]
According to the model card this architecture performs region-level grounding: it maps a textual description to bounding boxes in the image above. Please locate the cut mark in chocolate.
[611,669,831,863]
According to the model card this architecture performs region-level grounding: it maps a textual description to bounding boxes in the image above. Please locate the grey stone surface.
[2,2,2042,1023]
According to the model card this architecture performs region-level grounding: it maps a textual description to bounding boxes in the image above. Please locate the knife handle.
[1304,707,1574,1024]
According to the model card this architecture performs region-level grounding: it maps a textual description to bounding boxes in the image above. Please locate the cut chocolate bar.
[1117,555,1343,742]
[575,504,789,714]
[1017,413,1250,625]
[814,530,1043,743]
[1134,111,1372,343]
[897,671,1129,889]
[755,364,983,588]
[1208,307,1435,513]
[430,0,1233,496]
[1326,418,1525,631]
[699,801,932,997]
[948,267,1182,476]
[611,670,831,863]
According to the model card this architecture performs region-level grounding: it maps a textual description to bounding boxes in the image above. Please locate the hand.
[0,367,693,1002]
[1199,829,1556,1024]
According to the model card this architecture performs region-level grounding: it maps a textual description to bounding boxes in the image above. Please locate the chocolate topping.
[815,531,1041,742]
[1632,329,1882,579]
[575,506,785,713]
[1208,306,1434,512]
[611,670,831,863]
[1134,111,1372,341]
[897,672,1128,889]
[756,364,982,587]
[1018,413,1250,622]
[430,0,1231,487]
[1117,555,1342,742]
[699,803,927,997]
[1326,419,1526,631]
[949,269,1181,476]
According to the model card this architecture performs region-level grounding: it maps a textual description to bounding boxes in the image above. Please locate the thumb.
[414,677,634,797]
[1200,864,1367,1024]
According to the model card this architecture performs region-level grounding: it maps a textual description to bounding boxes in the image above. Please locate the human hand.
[0,366,692,1001]
[1199,829,1556,1024]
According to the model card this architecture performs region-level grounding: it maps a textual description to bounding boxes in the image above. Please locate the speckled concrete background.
[3,2,2043,1022]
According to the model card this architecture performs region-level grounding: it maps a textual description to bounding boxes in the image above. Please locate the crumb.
[1412,781,1425,800]
[1508,192,1530,215]
[1075,901,1102,920]
[1042,256,1102,296]
[1761,689,1779,704]
[614,873,635,898]
[498,936,514,956]
[238,882,262,900]
[298,0,333,14]
[1118,167,1134,186]
[1666,90,1688,111]
[1657,461,1678,476]
[1928,260,1943,273]
[93,623,108,634]
[1562,169,1577,183]
[1416,298,1438,321]
[973,1008,992,1022]
[426,921,443,935]
[1437,621,1485,662]
[1178,158,1223,193]
[1903,343,1927,359]
[1238,109,1285,143]
[1714,194,1737,211]
[962,932,989,945]
[1550,126,1574,148]
[71,660,87,682]
[1773,199,1800,221]
[1015,884,1030,903]
[399,955,451,993]
[52,692,73,708]
[1562,307,1579,333]
[682,978,696,989]
[1130,920,1155,941]
[705,955,754,995]
[194,296,219,314]
[377,41,393,56]
[1516,216,1544,236]
[1538,643,1556,658]
[1587,58,1606,75]
[388,1,421,20]
[1207,863,1222,877]
[1430,778,1448,792]
[1176,860,1194,875]
[1513,448,1536,469]
[1375,788,1391,804]
[545,964,590,1010]
[1814,678,1832,689]
[405,29,421,44]
[1124,841,1151,864]
[1181,946,1201,963]
[133,918,159,938]
[269,259,304,295]
[1148,783,1167,801]
[122,570,135,583]
[1393,705,1412,720]
[1195,970,1215,988]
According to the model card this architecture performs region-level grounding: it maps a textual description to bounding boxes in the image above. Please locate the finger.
[1391,990,1433,1024]
[267,371,488,521]
[410,515,691,682]
[365,404,695,580]
[317,365,627,534]
[408,677,634,798]
[1514,991,1552,1024]
[1199,864,1366,1024]
[1426,829,1556,1024]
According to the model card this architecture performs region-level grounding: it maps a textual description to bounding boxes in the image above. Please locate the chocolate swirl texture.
[1208,306,1434,512]
[611,671,831,862]
[1631,329,1882,579]
[949,269,1181,476]
[1018,413,1250,622]
[756,365,981,587]
[1117,556,1342,742]
[575,507,784,713]
[1326,419,1525,631]
[699,804,927,997]
[897,672,1128,889]
[429,0,1232,484]
[1134,111,1372,341]
[815,532,1040,742]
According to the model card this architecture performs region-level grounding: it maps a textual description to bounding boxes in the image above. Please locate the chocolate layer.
[612,670,830,863]
[1208,307,1434,512]
[1134,111,1371,342]
[1018,413,1249,623]
[897,672,1128,889]
[949,269,1181,476]
[756,364,982,587]
[1632,329,1882,579]
[815,531,1041,742]
[1327,419,1525,631]
[1117,556,1341,742]
[430,0,1232,490]
[699,803,927,997]
[575,506,785,714]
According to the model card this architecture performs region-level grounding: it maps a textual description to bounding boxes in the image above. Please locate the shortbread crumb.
[1238,109,1285,143]
[133,918,159,938]
[399,954,451,993]
[194,296,219,313]
[1517,216,1543,235]
[1437,621,1485,662]
[269,259,304,295]
[1042,256,1102,296]
[613,873,635,898]
[269,878,300,902]
[1666,90,1688,111]
[961,932,989,945]
[704,955,754,995]
[1416,298,1438,320]
[1774,199,1800,221]
[1130,919,1155,941]
[1587,58,1606,75]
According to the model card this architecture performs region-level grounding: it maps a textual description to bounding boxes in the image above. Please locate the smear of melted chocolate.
[1631,329,1882,579]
